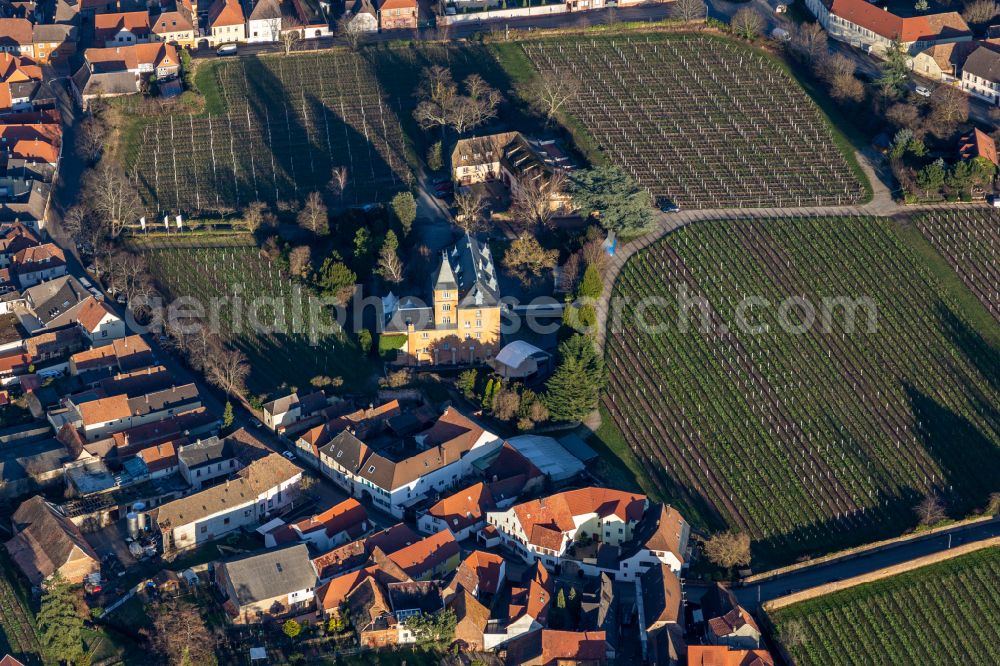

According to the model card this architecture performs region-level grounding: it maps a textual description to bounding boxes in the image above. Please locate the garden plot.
[144,244,373,394]
[522,35,866,208]
[133,52,410,214]
[915,209,1000,322]
[605,216,1000,562]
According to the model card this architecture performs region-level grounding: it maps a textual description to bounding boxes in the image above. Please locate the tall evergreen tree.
[37,571,84,664]
[566,166,654,236]
[545,334,606,422]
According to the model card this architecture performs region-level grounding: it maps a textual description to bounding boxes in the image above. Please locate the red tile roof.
[512,487,647,550]
[137,441,177,473]
[687,646,775,666]
[291,498,368,540]
[85,43,178,72]
[387,529,459,579]
[829,0,969,42]
[0,18,33,46]
[449,550,504,597]
[959,128,999,166]
[207,0,245,27]
[94,11,151,42]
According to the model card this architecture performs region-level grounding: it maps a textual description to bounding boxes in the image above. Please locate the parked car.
[281,450,296,461]
[915,85,932,97]
[989,195,1000,208]
[659,200,681,213]
[217,44,238,57]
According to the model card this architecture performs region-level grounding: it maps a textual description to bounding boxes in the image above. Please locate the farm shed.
[505,435,585,483]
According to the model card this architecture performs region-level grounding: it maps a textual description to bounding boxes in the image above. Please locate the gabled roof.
[207,0,245,27]
[176,436,231,468]
[311,522,418,579]
[426,481,498,533]
[962,43,1000,82]
[249,0,282,20]
[509,561,552,624]
[219,543,316,605]
[510,488,647,550]
[3,496,99,585]
[687,646,775,666]
[640,563,683,630]
[378,0,415,9]
[84,43,178,73]
[291,497,368,540]
[136,440,178,473]
[703,583,760,639]
[0,53,41,83]
[151,9,195,34]
[155,453,301,529]
[386,529,459,579]
[94,11,151,42]
[959,128,999,166]
[504,629,608,666]
[448,550,504,598]
[644,504,688,563]
[828,0,969,42]
[75,297,118,333]
[0,18,33,46]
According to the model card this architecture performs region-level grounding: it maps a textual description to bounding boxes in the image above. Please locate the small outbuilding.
[505,434,586,483]
[490,341,551,380]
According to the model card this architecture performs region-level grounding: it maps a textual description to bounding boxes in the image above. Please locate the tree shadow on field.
[240,55,399,208]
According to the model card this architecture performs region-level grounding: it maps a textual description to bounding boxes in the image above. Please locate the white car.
[915,85,932,97]
[216,44,238,57]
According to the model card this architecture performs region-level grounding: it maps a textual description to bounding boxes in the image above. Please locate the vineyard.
[604,216,1000,562]
[770,546,1000,666]
[915,209,1000,322]
[521,34,866,208]
[126,52,411,213]
[143,243,374,395]
[0,551,39,662]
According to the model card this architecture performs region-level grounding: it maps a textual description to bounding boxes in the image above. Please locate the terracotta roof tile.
[207,0,245,27]
[0,18,33,46]
[387,529,459,579]
[687,646,775,666]
[291,497,368,540]
[94,11,151,42]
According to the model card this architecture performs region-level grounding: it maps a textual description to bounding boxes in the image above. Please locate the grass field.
[603,215,1000,563]
[770,546,1000,666]
[142,243,375,396]
[519,33,867,208]
[124,51,411,214]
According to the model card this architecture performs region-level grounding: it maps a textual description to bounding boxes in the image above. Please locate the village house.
[637,563,685,665]
[317,406,502,518]
[958,127,1000,166]
[487,490,690,581]
[311,522,419,580]
[385,528,461,581]
[805,0,971,56]
[3,495,100,585]
[687,646,775,666]
[177,435,240,488]
[294,399,401,468]
[912,40,976,82]
[501,629,608,666]
[150,1,197,48]
[448,588,491,651]
[70,382,202,441]
[578,574,618,660]
[961,44,1000,105]
[136,440,179,479]
[94,11,151,46]
[262,390,329,433]
[75,297,126,344]
[0,18,35,58]
[347,0,378,32]
[206,0,247,46]
[443,550,506,604]
[483,561,552,649]
[416,477,524,541]
[12,242,66,288]
[702,583,763,650]
[378,0,416,30]
[152,450,303,553]
[32,23,79,64]
[0,120,60,167]
[381,233,503,366]
[216,543,318,624]
[72,42,180,106]
[265,497,369,550]
[0,53,43,114]
[0,222,40,267]
[68,334,153,376]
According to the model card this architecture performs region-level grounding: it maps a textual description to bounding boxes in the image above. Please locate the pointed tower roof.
[433,251,458,292]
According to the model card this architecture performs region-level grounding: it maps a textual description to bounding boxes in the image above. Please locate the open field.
[770,546,1000,666]
[521,34,867,208]
[142,243,374,395]
[915,209,1000,322]
[125,51,411,214]
[603,216,1000,562]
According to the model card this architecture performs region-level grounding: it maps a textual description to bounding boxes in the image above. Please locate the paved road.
[733,517,1000,610]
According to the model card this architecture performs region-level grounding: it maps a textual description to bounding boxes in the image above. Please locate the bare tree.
[288,245,312,278]
[581,237,610,274]
[514,170,566,230]
[962,0,999,24]
[788,21,828,67]
[731,7,764,41]
[329,166,349,203]
[672,0,706,22]
[263,16,282,42]
[376,233,405,284]
[503,234,558,286]
[702,531,752,570]
[414,68,501,134]
[60,204,87,239]
[929,85,969,126]
[280,19,303,55]
[206,345,250,398]
[915,492,946,526]
[453,191,486,233]
[148,600,220,666]
[525,68,580,125]
[338,14,366,51]
[75,116,108,163]
[242,201,271,233]
[104,250,149,303]
[830,72,865,103]
[82,161,143,238]
[296,191,329,235]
